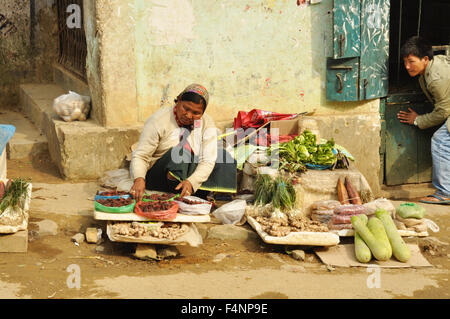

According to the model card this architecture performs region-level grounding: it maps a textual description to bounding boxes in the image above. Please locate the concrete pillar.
[84,0,138,127]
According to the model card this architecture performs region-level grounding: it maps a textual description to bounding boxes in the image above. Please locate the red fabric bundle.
[233,109,298,130]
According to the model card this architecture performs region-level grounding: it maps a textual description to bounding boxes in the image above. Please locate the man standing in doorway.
[397,36,450,204]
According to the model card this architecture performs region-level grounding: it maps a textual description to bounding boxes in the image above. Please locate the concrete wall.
[84,0,382,195]
[0,0,58,107]
[84,0,138,127]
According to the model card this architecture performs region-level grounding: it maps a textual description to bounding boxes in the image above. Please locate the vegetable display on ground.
[376,208,411,263]
[344,177,362,205]
[96,190,130,197]
[96,197,133,207]
[351,215,391,261]
[111,221,188,240]
[142,193,178,202]
[0,178,30,213]
[254,174,296,212]
[367,216,392,260]
[138,200,176,212]
[271,130,337,173]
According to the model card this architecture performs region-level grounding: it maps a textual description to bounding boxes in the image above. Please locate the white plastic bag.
[212,199,247,225]
[116,179,134,192]
[53,91,91,122]
[174,196,212,215]
[99,169,130,188]
[363,198,395,216]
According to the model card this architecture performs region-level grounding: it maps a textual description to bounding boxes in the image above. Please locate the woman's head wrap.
[178,84,209,108]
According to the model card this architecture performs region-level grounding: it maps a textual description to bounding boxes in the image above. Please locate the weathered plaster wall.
[133,0,380,124]
[0,0,58,107]
[86,0,382,195]
[84,0,138,127]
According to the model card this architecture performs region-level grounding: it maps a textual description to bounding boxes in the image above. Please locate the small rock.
[291,250,306,261]
[95,245,105,253]
[307,256,315,262]
[133,244,158,260]
[35,219,58,236]
[86,228,101,244]
[213,253,228,263]
[71,233,85,244]
[326,265,335,272]
[28,230,39,242]
[157,246,179,259]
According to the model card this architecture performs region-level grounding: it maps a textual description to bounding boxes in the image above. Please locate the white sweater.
[130,106,218,192]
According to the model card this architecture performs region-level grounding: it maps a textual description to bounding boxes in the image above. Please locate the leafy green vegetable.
[272,176,296,211]
[254,174,296,212]
[272,130,337,172]
[0,178,30,213]
[254,174,275,206]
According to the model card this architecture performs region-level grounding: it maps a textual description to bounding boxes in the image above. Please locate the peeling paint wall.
[0,0,58,107]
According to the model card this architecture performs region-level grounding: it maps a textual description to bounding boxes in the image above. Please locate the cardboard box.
[269,119,299,136]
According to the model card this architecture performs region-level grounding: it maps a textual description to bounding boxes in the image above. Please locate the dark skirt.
[145,144,237,194]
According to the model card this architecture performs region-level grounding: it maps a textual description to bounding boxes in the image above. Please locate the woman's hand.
[175,180,193,198]
[397,107,418,125]
[130,177,145,202]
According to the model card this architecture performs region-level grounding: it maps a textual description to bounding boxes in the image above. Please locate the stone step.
[19,83,66,133]
[1,109,48,160]
[380,182,436,200]
[19,83,142,180]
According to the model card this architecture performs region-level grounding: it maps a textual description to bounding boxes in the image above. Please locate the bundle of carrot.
[336,176,362,205]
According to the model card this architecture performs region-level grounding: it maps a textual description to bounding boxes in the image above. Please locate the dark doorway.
[389,0,450,92]
[381,0,449,186]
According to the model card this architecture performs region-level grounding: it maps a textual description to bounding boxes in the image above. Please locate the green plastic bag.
[396,202,426,219]
[95,200,136,213]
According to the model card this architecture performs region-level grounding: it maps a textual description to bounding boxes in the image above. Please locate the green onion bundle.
[0,178,30,213]
[254,174,296,212]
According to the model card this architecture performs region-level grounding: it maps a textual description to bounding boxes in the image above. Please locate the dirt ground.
[1,154,449,300]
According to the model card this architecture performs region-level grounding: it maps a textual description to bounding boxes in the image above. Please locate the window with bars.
[56,0,87,81]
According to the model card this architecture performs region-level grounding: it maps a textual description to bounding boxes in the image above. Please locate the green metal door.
[326,57,360,101]
[333,0,361,59]
[327,0,390,102]
[383,93,438,186]
[359,0,390,100]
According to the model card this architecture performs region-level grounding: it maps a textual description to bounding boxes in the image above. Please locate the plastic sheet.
[53,91,91,122]
[94,199,136,213]
[134,201,178,220]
